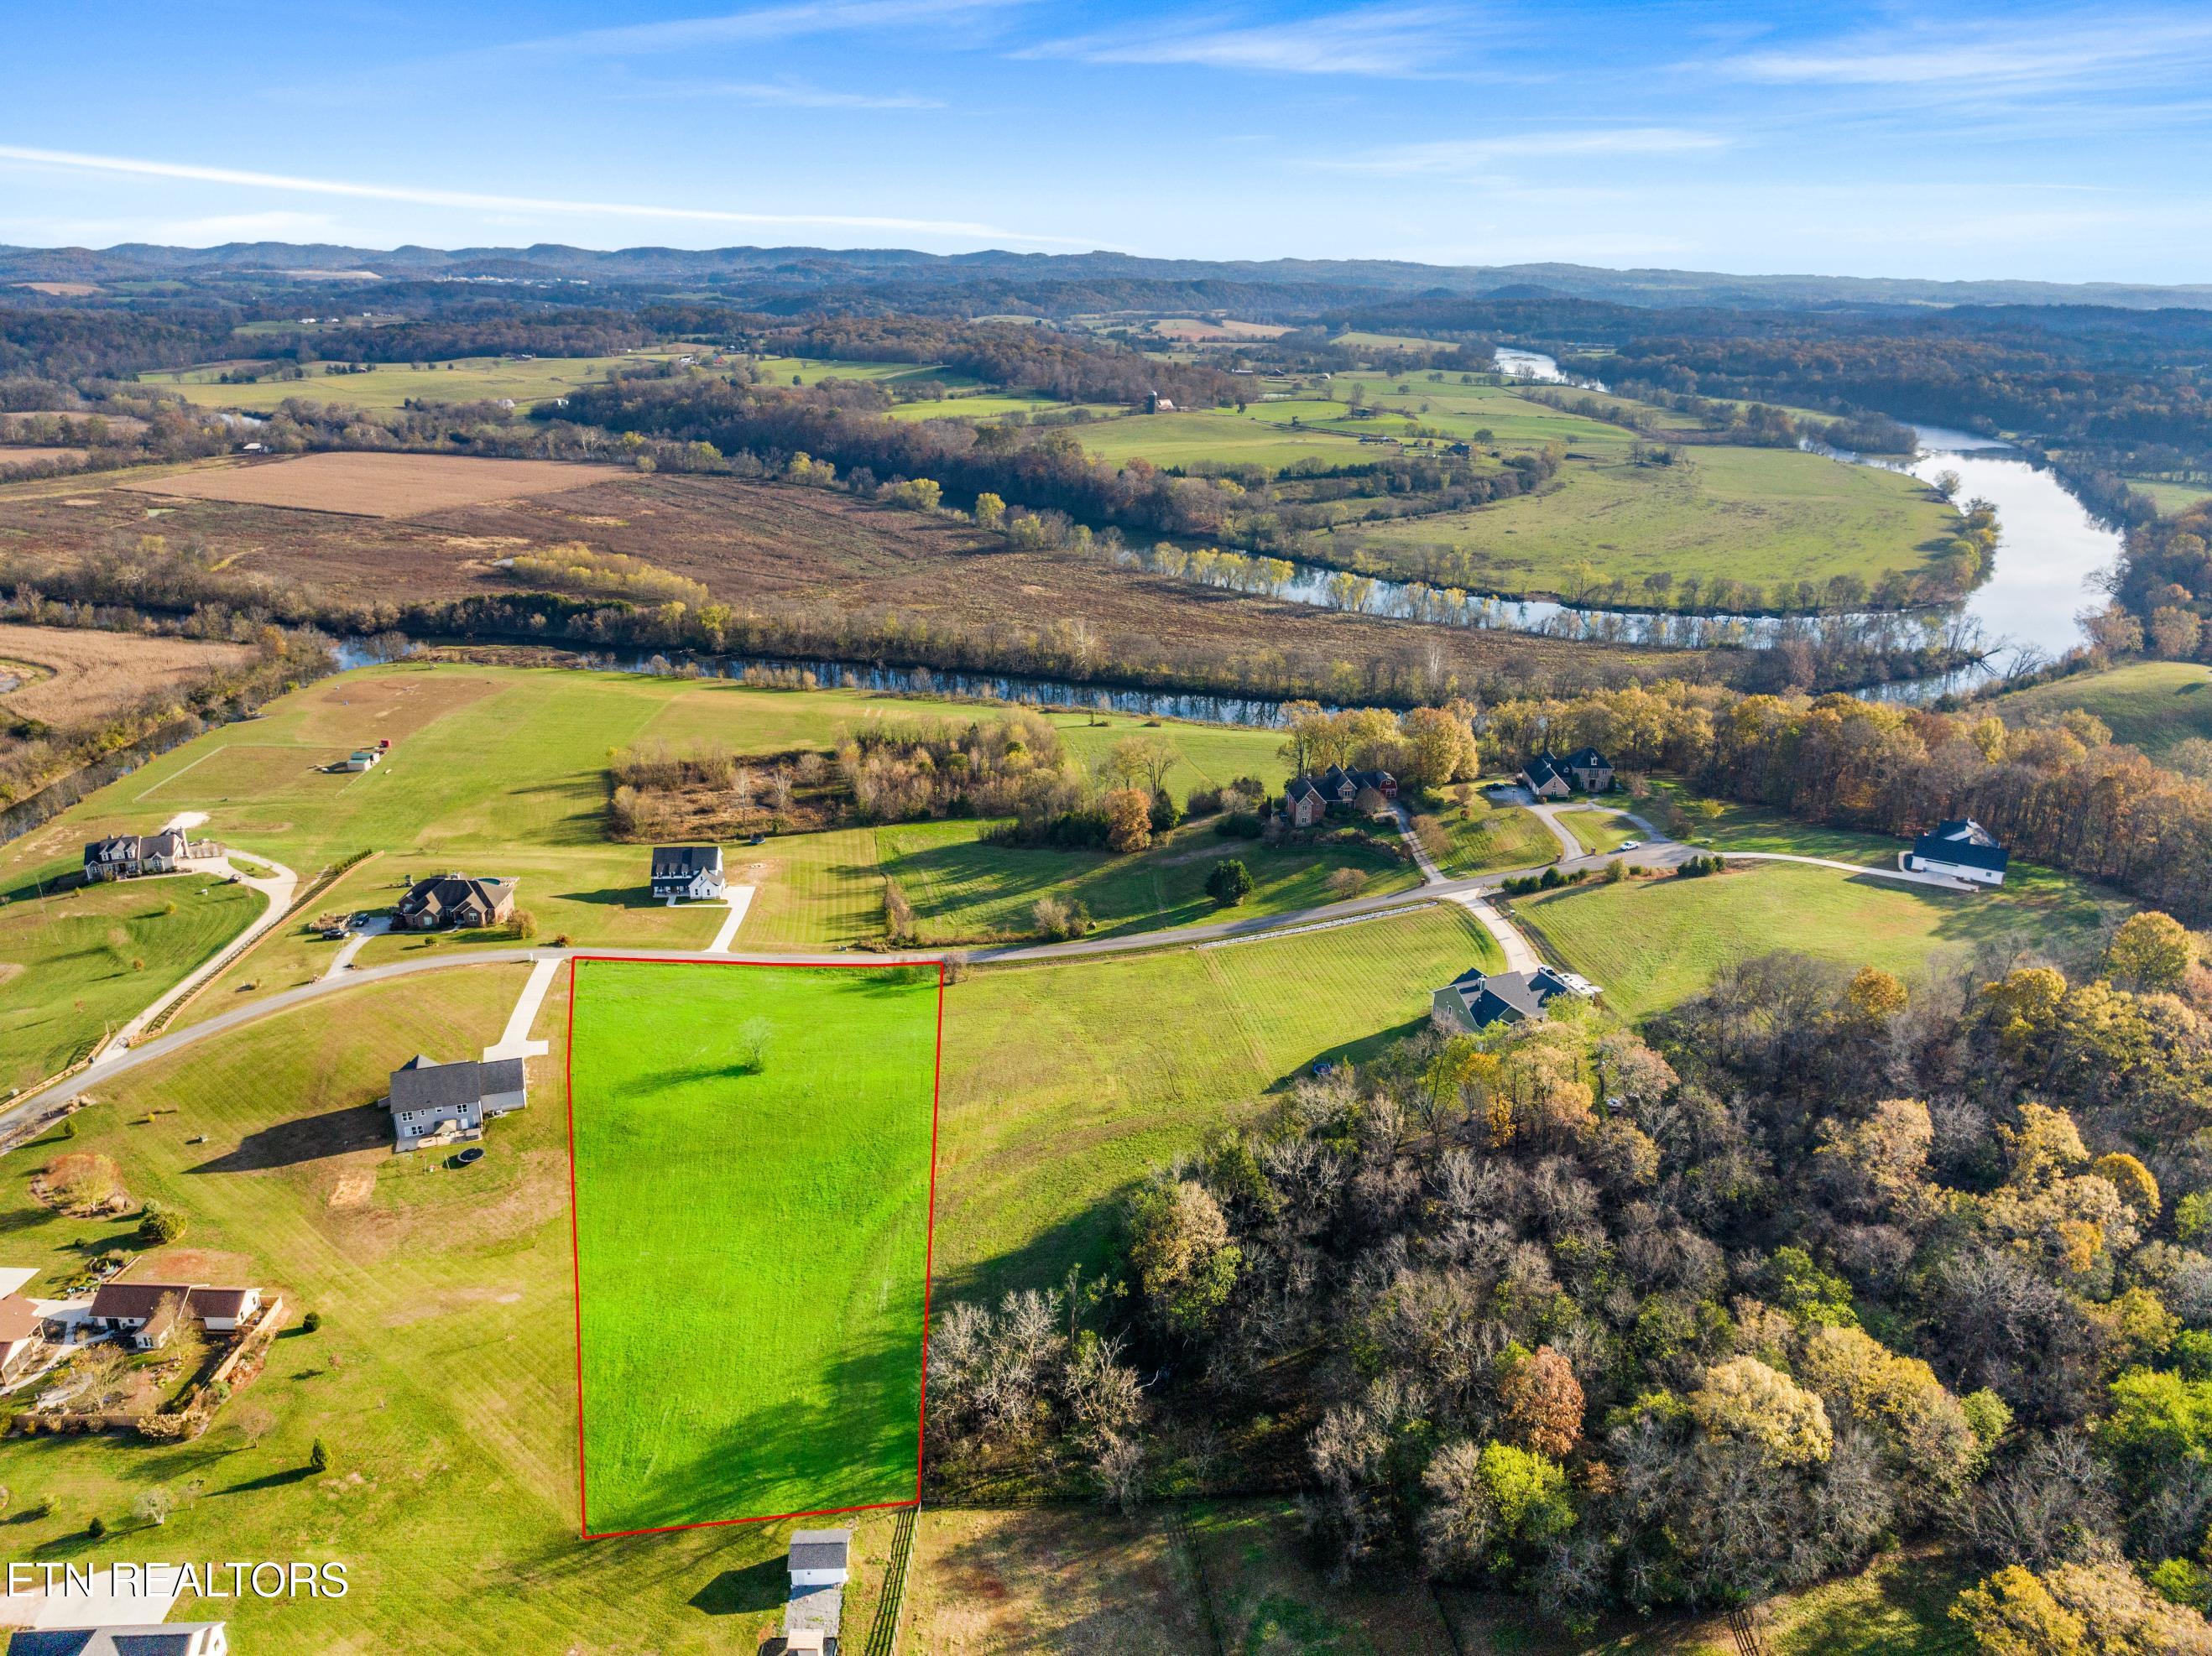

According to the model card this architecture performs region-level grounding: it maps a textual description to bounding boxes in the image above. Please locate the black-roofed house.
[82,836,143,883]
[386,1055,528,1152]
[1282,774,1328,829]
[651,846,725,902]
[1518,751,1573,799]
[1904,818,2010,887]
[394,873,518,930]
[1432,964,1602,1033]
[1559,747,1615,793]
[783,1528,851,1654]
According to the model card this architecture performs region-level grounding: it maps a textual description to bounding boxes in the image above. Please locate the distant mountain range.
[6,242,2212,312]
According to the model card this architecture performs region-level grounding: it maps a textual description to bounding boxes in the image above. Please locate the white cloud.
[1718,14,2212,91]
[0,144,1088,246]
[1324,128,1728,177]
[634,78,943,107]
[1025,4,1478,78]
[524,0,1027,55]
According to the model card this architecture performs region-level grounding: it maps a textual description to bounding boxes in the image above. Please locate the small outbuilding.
[650,846,725,902]
[783,1528,851,1654]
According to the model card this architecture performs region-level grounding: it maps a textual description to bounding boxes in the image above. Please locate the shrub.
[86,1516,106,1539]
[1206,860,1256,908]
[1213,810,1264,840]
[310,1438,330,1475]
[300,1310,322,1334]
[139,1204,185,1245]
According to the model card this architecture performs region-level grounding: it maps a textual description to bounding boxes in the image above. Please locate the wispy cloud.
[522,0,1026,55]
[1717,13,2212,91]
[1324,127,1728,177]
[0,145,1086,245]
[623,78,943,108]
[1025,4,1478,78]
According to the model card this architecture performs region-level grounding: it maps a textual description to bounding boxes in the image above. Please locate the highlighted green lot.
[567,958,940,1533]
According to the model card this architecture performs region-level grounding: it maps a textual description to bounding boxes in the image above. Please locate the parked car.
[1619,840,1642,851]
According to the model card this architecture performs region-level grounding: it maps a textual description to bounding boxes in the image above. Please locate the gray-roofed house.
[1281,775,1328,829]
[81,829,222,883]
[394,872,517,930]
[783,1528,851,1654]
[386,1055,528,1152]
[8,1626,229,1656]
[1559,746,1615,793]
[1904,818,2009,887]
[85,1281,263,1352]
[651,846,725,902]
[82,836,143,883]
[1517,751,1573,799]
[1433,965,1602,1033]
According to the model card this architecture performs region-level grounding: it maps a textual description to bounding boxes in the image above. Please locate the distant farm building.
[386,1055,528,1152]
[338,738,391,773]
[81,828,222,883]
[1905,818,2009,886]
[1433,965,1601,1033]
[394,873,517,930]
[782,1529,851,1654]
[650,846,725,902]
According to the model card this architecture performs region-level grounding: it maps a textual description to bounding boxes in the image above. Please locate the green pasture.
[748,355,963,388]
[0,861,261,1091]
[1077,409,1387,471]
[1429,797,1557,876]
[136,349,699,415]
[1642,780,1907,868]
[569,959,939,1531]
[1347,444,1958,598]
[2122,476,2212,514]
[1997,660,2212,763]
[1516,859,2121,1021]
[1557,805,1645,856]
[877,816,1418,943]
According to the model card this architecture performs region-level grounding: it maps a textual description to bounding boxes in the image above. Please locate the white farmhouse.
[1904,818,2009,886]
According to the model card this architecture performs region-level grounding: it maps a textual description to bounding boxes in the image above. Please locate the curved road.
[2,813,1975,1133]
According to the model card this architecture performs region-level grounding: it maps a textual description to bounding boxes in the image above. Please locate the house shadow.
[189,1105,389,1173]
[688,1556,787,1617]
[559,886,650,909]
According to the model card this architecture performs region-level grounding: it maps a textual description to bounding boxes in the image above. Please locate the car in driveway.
[1619,840,1642,852]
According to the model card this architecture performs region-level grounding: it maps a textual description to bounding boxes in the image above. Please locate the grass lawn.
[0,861,262,1091]
[1641,781,1904,868]
[1432,798,1557,876]
[1349,445,1956,599]
[879,817,1418,944]
[1516,860,2122,1021]
[1996,660,2212,763]
[934,902,1497,1299]
[136,349,699,415]
[568,959,940,1533]
[1557,806,1644,856]
[2122,476,2212,514]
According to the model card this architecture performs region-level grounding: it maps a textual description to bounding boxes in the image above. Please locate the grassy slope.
[1432,799,1557,876]
[1353,445,1954,596]
[934,902,1497,1299]
[1997,660,2212,763]
[1643,780,1904,868]
[1517,861,2121,1021]
[0,666,1288,1020]
[1557,806,1643,856]
[568,960,938,1531]
[137,350,699,414]
[0,861,261,1090]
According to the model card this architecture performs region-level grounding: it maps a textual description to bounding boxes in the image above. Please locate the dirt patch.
[134,1246,262,1284]
[116,452,635,518]
[12,282,101,298]
[293,669,503,747]
[326,1169,376,1208]
[0,963,23,987]
[0,623,253,725]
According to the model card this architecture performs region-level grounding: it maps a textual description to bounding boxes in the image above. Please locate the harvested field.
[0,470,1709,693]
[0,447,85,471]
[114,451,634,518]
[0,623,253,723]
[10,281,100,297]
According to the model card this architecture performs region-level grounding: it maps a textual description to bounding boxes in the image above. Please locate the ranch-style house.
[394,872,518,930]
[386,1055,528,1152]
[84,1280,264,1352]
[1433,964,1603,1033]
[1904,818,2010,886]
[650,846,725,902]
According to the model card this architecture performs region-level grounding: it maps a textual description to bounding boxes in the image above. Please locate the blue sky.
[3,1,2208,281]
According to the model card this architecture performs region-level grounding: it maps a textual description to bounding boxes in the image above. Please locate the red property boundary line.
[564,951,947,1541]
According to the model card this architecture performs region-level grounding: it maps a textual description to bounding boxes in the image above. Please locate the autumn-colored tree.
[1499,1346,1583,1460]
[1843,965,1909,1023]
[1126,1179,1241,1336]
[1689,1357,1834,1466]
[1103,786,1153,853]
[2104,911,2195,992]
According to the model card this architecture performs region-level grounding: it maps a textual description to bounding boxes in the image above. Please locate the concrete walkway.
[89,851,300,1065]
[483,956,561,1062]
[706,887,755,953]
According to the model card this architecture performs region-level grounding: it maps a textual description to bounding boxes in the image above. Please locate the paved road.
[0,805,1989,1133]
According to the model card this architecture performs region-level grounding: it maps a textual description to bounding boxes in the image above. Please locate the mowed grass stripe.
[567,960,941,1532]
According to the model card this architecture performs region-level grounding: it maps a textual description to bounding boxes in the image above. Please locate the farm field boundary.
[565,954,944,1537]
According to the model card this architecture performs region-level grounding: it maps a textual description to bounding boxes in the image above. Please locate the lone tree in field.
[309,1438,331,1476]
[1103,788,1154,854]
[1206,859,1255,909]
[45,1152,122,1213]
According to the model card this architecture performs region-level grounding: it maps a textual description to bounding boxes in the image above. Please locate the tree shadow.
[215,1465,316,1497]
[189,1106,389,1172]
[689,1556,788,1617]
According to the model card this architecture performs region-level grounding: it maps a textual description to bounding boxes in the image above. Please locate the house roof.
[1446,966,1599,1028]
[86,1282,197,1323]
[397,874,515,920]
[389,1055,526,1114]
[790,1528,851,1571]
[84,836,138,860]
[1521,752,1565,788]
[1284,776,1323,805]
[1561,746,1610,769]
[1912,830,2009,872]
[188,1287,257,1320]
[0,1297,39,1344]
[651,846,723,877]
[142,829,187,857]
[8,1627,228,1656]
[1930,818,1999,846]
